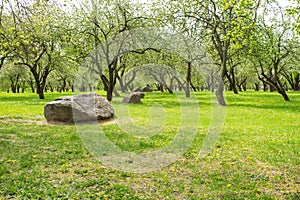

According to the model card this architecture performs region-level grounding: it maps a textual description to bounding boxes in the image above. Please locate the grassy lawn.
[0,91,299,199]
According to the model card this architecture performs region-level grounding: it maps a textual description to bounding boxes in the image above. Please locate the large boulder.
[44,93,114,124]
[122,92,145,104]
[141,86,153,92]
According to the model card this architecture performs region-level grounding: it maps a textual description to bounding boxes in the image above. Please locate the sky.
[278,0,294,7]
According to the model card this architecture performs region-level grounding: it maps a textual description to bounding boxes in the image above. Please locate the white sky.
[278,0,294,7]
[64,0,296,9]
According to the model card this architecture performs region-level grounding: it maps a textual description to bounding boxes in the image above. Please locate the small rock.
[122,92,145,104]
[141,86,153,92]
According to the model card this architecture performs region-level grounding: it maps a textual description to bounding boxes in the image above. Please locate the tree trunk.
[238,84,242,92]
[259,66,290,101]
[159,84,164,92]
[38,90,45,99]
[294,73,300,91]
[107,69,114,101]
[177,79,183,91]
[210,70,215,92]
[166,86,174,94]
[101,75,109,91]
[11,85,17,93]
[186,62,192,98]
[49,85,54,92]
[21,82,26,93]
[118,77,126,93]
[170,77,174,91]
[226,67,238,94]
[61,78,67,92]
[275,77,290,101]
[254,83,260,91]
[106,87,112,101]
[128,84,134,92]
[263,82,268,92]
[114,88,120,97]
[216,55,227,106]
[124,71,136,93]
[10,77,18,93]
[190,80,197,92]
[216,53,227,106]
[285,72,300,91]
[88,84,93,92]
[278,88,290,101]
[36,84,45,99]
[242,83,247,91]
[33,69,48,99]
[216,81,226,106]
[28,80,35,93]
[231,68,238,94]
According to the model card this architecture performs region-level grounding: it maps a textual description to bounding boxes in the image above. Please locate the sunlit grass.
[0,91,299,199]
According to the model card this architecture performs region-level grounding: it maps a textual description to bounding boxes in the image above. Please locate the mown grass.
[0,91,299,199]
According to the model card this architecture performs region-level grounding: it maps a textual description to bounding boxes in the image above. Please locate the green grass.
[0,91,299,199]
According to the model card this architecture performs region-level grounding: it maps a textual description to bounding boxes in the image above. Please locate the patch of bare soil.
[0,117,117,126]
[0,118,48,125]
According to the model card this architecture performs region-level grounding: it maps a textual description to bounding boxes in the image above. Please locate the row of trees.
[0,0,299,106]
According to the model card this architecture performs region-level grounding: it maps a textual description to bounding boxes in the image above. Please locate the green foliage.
[246,2,300,99]
[287,0,300,34]
[0,0,77,98]
[1,0,300,101]
[0,62,29,92]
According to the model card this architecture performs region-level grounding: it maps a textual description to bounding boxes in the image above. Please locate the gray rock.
[122,92,145,104]
[141,86,153,92]
[44,93,114,124]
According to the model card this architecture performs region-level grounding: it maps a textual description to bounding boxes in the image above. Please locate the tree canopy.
[0,0,299,104]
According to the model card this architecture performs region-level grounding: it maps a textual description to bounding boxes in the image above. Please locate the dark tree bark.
[282,71,300,91]
[155,83,164,92]
[17,45,52,99]
[185,62,192,98]
[10,74,20,93]
[156,79,173,94]
[101,75,109,91]
[242,83,247,91]
[106,61,117,101]
[236,77,247,92]
[49,84,54,92]
[28,78,35,93]
[256,61,290,101]
[254,83,260,91]
[263,82,268,92]
[226,65,238,94]
[59,77,67,93]
[11,85,17,93]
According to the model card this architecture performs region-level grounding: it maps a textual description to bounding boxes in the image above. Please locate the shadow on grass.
[0,92,72,102]
[230,103,300,112]
[226,91,300,112]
